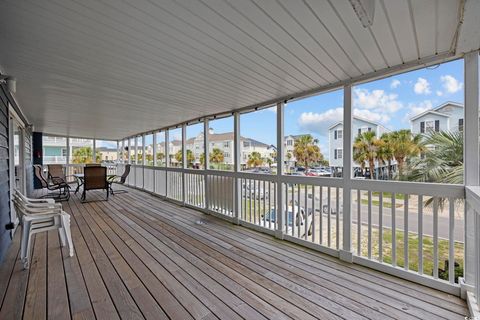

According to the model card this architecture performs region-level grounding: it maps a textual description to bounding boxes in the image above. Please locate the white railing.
[466,186,480,313]
[120,163,465,295]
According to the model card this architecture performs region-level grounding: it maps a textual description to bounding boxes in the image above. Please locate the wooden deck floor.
[0,187,468,319]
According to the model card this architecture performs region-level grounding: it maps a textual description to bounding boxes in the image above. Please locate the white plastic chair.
[13,190,74,269]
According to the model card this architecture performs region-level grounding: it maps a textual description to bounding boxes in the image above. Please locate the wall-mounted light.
[0,75,16,93]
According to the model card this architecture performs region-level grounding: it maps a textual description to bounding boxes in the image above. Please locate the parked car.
[260,205,312,237]
[242,183,269,200]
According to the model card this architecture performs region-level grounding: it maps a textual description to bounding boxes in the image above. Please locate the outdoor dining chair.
[13,190,74,269]
[108,164,131,195]
[82,166,109,201]
[33,164,70,201]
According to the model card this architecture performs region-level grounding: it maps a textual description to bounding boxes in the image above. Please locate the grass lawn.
[360,199,403,208]
[371,191,406,200]
[354,227,464,281]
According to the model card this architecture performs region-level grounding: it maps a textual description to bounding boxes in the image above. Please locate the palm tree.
[156,152,165,164]
[390,129,424,179]
[407,130,463,184]
[209,148,224,168]
[293,135,323,170]
[377,133,395,179]
[174,149,195,166]
[247,151,263,168]
[72,147,101,164]
[353,131,380,179]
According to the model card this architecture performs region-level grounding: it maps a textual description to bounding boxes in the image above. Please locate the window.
[155,131,166,166]
[240,106,276,174]
[187,122,204,169]
[223,141,230,148]
[42,136,67,164]
[337,130,343,139]
[144,134,154,166]
[208,116,233,171]
[334,148,343,159]
[96,139,118,164]
[285,89,342,176]
[168,128,182,168]
[425,120,435,133]
[70,137,93,164]
[129,137,136,164]
[136,136,143,165]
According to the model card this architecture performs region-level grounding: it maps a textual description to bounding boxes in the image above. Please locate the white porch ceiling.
[0,0,478,140]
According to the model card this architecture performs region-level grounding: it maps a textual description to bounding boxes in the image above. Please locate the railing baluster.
[448,197,455,284]
[379,192,383,262]
[249,179,252,223]
[404,195,409,270]
[297,184,301,238]
[357,189,361,255]
[433,197,439,279]
[336,187,340,250]
[253,179,257,224]
[263,180,266,226]
[312,185,316,243]
[290,184,294,236]
[305,184,308,240]
[328,187,331,247]
[319,186,323,245]
[368,190,372,259]
[418,195,423,275]
[285,183,289,234]
[392,193,396,267]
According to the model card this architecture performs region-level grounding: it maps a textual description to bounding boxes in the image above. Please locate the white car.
[259,206,313,237]
[242,183,269,200]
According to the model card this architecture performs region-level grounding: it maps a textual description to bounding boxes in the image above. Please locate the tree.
[209,148,224,165]
[407,130,463,184]
[390,129,424,179]
[71,147,101,164]
[174,149,195,166]
[353,131,380,179]
[199,153,205,166]
[247,151,263,168]
[156,152,165,164]
[293,135,323,170]
[377,132,395,179]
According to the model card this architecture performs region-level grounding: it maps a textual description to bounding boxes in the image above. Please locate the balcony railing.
[117,162,467,297]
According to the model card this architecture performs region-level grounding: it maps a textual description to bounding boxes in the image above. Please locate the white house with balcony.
[328,117,390,173]
[410,102,464,134]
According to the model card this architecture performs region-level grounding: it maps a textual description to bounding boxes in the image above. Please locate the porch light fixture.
[349,0,375,28]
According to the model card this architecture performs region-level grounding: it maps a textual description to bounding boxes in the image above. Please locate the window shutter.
[334,149,337,159]
[459,118,464,131]
[420,121,425,133]
[334,130,337,139]
[358,128,361,135]
[435,120,440,132]
[368,127,372,132]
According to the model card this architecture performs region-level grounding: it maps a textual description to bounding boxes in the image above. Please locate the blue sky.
[144,59,464,160]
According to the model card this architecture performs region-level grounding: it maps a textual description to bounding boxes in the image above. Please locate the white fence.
[117,163,466,295]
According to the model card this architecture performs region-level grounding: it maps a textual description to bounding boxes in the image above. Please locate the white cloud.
[390,79,401,89]
[353,108,390,123]
[414,77,431,95]
[436,90,443,97]
[353,88,403,113]
[440,75,463,94]
[403,100,433,122]
[298,107,343,135]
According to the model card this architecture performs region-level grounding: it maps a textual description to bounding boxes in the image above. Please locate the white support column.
[127,138,131,164]
[233,112,241,224]
[276,101,285,239]
[153,132,157,193]
[116,141,119,164]
[204,119,210,210]
[182,124,187,205]
[66,137,70,167]
[165,130,169,198]
[142,134,146,190]
[92,138,96,163]
[341,84,353,262]
[462,51,480,297]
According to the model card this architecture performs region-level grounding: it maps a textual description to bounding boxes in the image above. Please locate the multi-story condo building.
[410,102,463,134]
[328,117,390,173]
[156,129,275,167]
[43,137,110,164]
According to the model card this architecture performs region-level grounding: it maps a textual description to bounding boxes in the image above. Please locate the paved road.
[253,187,464,242]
